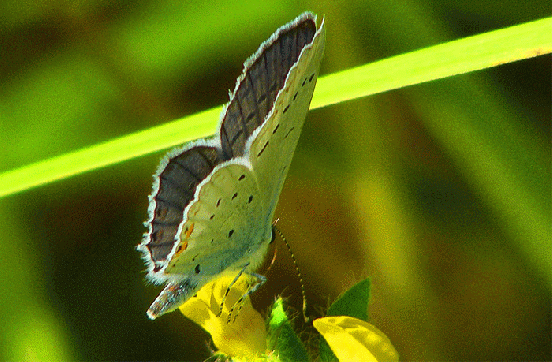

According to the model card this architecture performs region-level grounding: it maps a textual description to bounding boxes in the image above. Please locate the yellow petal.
[313,316,399,362]
[179,275,267,359]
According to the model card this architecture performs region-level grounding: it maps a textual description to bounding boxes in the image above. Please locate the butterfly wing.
[219,14,323,159]
[145,159,269,319]
[246,19,325,220]
[138,142,223,283]
[164,159,269,278]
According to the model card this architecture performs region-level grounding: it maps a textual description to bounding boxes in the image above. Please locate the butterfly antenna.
[272,224,309,323]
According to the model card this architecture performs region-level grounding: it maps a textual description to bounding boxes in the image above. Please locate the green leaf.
[319,278,371,362]
[327,278,371,321]
[267,298,309,362]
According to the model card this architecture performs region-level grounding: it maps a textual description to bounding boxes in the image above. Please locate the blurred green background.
[0,0,549,360]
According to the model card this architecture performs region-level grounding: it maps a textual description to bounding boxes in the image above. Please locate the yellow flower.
[313,316,399,362]
[179,275,267,359]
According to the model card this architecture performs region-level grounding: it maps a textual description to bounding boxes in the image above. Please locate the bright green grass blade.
[0,17,550,198]
[0,107,219,197]
[311,17,552,109]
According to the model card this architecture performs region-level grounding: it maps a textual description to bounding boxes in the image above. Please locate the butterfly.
[138,12,325,319]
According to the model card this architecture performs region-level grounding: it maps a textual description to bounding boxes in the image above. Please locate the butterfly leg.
[216,262,250,318]
[226,272,266,323]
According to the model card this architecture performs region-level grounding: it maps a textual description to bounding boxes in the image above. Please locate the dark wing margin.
[143,145,222,270]
[219,14,317,158]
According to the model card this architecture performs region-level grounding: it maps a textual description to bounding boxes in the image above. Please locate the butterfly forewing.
[219,15,319,159]
[248,20,325,220]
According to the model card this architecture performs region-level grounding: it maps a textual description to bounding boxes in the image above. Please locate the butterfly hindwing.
[164,161,270,279]
[139,142,222,282]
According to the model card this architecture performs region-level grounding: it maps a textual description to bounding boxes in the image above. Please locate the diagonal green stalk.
[0,17,549,199]
[311,17,552,109]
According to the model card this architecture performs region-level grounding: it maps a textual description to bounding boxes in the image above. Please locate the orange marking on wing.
[174,223,195,258]
[185,223,195,238]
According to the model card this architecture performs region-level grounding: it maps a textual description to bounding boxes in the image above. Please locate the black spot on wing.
[284,127,295,139]
[257,141,269,157]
